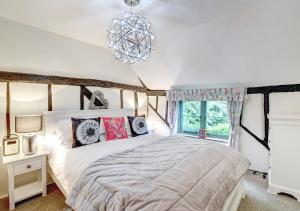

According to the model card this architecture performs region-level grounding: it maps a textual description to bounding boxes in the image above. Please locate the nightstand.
[2,149,49,210]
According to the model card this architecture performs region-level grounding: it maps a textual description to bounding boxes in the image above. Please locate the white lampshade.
[15,115,42,133]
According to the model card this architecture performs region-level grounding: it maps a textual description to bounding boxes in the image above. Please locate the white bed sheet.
[42,134,165,196]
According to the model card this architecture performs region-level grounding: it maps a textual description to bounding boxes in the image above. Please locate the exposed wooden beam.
[6,82,10,136]
[146,96,149,117]
[263,93,270,145]
[134,92,138,116]
[48,84,52,111]
[241,124,270,150]
[138,77,167,96]
[80,86,103,107]
[138,77,149,90]
[243,83,300,151]
[120,90,124,109]
[247,83,300,94]
[146,90,166,96]
[155,96,159,111]
[149,103,169,127]
[0,70,146,92]
[165,101,168,122]
[80,86,84,110]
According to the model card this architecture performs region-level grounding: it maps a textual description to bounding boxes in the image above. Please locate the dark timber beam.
[149,103,169,127]
[263,93,270,145]
[241,124,270,150]
[138,77,166,96]
[146,96,149,117]
[241,83,300,151]
[120,90,124,109]
[48,84,52,111]
[80,86,104,108]
[80,86,84,110]
[247,83,300,94]
[165,101,169,122]
[6,82,10,136]
[134,92,138,116]
[0,71,146,92]
[138,77,149,90]
[146,90,166,96]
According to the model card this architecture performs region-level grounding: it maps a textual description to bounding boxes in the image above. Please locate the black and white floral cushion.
[71,118,101,148]
[127,115,148,137]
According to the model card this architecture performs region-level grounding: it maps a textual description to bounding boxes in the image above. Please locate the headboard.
[43,108,135,135]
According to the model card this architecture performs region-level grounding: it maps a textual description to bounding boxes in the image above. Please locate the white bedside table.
[2,149,49,210]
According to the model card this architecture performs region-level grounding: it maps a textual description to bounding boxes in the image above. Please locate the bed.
[42,109,249,211]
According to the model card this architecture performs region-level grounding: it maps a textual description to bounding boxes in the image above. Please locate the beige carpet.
[238,172,300,211]
[1,171,300,211]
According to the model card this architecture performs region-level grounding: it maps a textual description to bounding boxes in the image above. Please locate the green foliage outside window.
[206,101,229,137]
[179,101,230,140]
[182,101,201,132]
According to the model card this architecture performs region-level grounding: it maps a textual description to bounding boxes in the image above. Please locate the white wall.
[240,94,269,172]
[0,17,147,198]
[0,17,140,86]
[0,82,161,197]
[0,16,169,195]
[240,92,300,173]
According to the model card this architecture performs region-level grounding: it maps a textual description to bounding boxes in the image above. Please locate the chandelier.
[107,0,156,64]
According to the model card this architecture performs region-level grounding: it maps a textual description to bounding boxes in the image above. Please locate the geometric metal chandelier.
[107,0,156,64]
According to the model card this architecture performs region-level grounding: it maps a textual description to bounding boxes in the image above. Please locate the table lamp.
[15,115,42,155]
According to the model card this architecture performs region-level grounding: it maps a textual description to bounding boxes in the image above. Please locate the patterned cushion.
[71,118,101,148]
[102,117,128,141]
[127,115,148,137]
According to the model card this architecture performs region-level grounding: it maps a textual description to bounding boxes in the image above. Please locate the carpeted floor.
[238,172,300,211]
[1,171,300,211]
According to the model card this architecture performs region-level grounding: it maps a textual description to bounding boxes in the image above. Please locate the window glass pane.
[206,101,230,139]
[182,101,201,133]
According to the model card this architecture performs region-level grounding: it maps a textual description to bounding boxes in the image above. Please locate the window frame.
[178,101,230,141]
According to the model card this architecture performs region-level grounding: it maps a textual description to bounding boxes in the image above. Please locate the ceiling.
[1,0,300,89]
[0,0,261,47]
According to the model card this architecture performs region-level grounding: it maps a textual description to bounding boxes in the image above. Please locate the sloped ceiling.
[0,0,300,89]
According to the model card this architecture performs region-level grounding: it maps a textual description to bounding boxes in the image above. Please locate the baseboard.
[0,193,8,200]
[268,183,300,201]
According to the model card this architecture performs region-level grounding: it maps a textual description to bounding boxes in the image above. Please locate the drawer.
[14,159,42,175]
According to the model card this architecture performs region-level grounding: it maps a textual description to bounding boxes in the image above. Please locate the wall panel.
[52,85,80,110]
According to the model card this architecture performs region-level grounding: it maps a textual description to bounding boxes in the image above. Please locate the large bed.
[42,109,249,211]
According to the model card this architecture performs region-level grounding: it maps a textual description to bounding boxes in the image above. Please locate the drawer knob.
[27,164,31,169]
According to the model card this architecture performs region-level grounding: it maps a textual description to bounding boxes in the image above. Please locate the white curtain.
[227,101,244,150]
[167,101,178,135]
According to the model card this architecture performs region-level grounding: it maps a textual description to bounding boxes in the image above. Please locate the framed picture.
[2,134,20,156]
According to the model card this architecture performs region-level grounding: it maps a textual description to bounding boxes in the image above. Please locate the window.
[178,101,230,141]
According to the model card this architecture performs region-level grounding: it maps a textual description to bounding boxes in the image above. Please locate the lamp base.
[22,134,38,155]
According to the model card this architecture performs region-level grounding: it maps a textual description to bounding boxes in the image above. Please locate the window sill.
[178,133,229,145]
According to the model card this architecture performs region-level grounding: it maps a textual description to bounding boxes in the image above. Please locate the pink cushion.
[102,117,128,141]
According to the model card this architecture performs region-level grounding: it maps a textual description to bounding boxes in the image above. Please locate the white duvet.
[42,134,165,195]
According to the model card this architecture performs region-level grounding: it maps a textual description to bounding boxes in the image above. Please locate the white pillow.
[53,119,73,148]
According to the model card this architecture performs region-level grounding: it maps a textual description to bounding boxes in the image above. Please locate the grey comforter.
[66,136,250,211]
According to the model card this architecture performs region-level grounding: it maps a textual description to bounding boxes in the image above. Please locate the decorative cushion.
[102,117,128,141]
[71,118,101,148]
[127,115,148,137]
